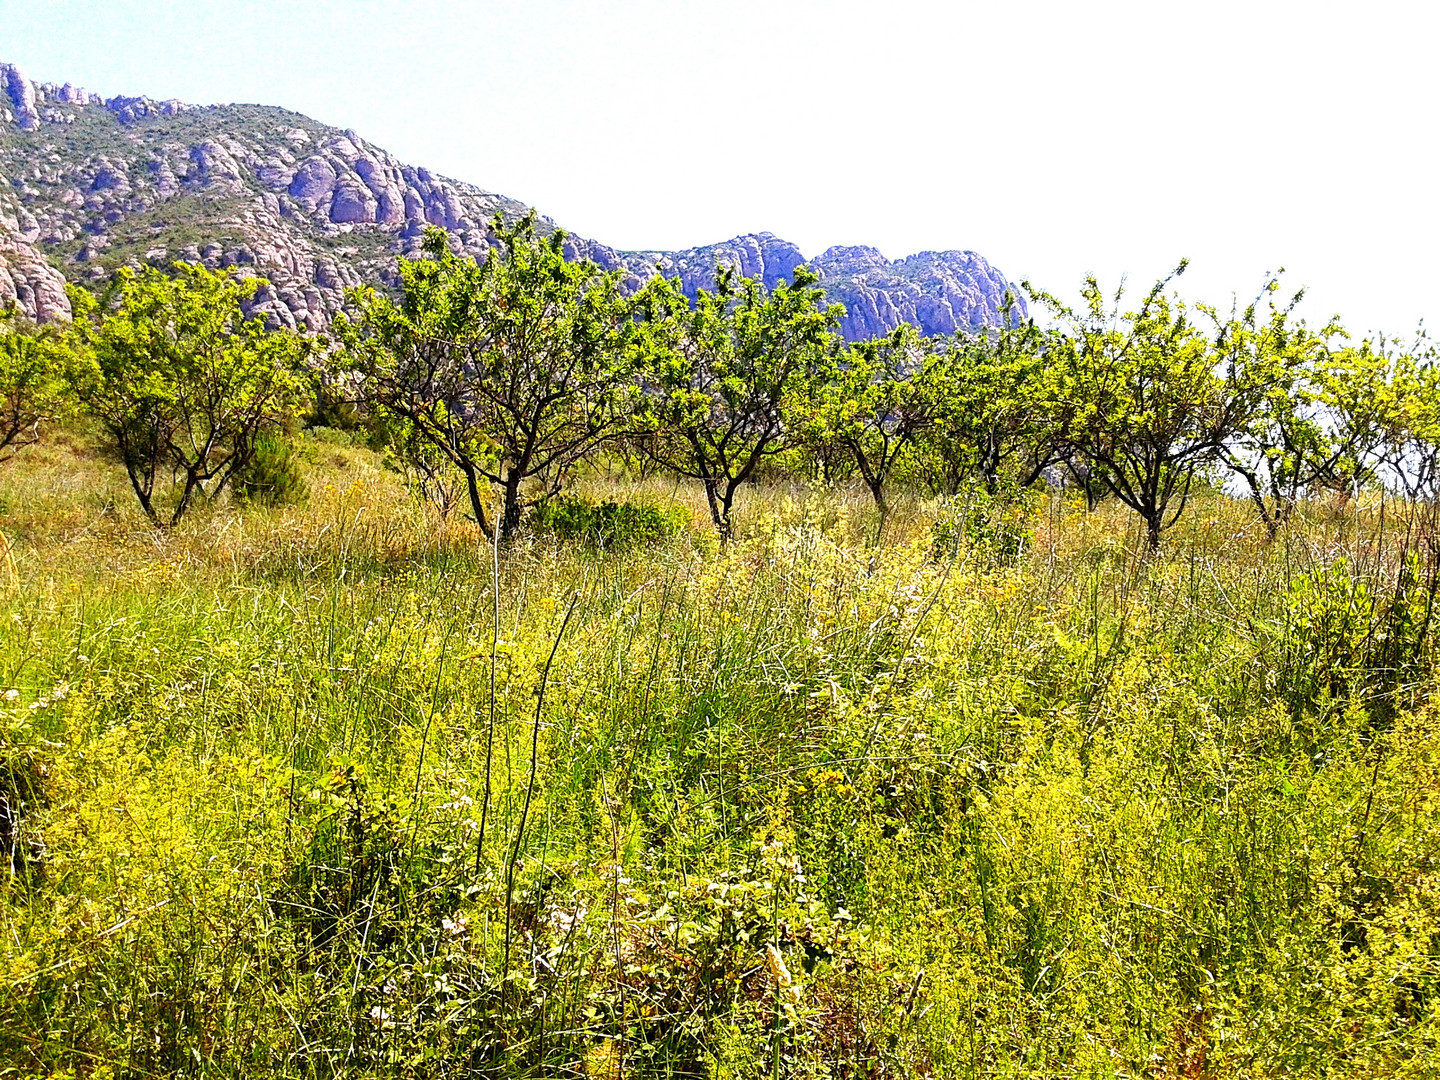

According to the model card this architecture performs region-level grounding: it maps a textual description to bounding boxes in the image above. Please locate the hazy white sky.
[3,0,1436,336]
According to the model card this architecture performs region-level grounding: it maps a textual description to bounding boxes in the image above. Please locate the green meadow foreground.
[1,436,1438,1078]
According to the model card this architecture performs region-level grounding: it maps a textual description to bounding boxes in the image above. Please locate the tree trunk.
[460,461,492,539]
[716,485,736,545]
[702,476,727,537]
[869,482,889,546]
[170,476,197,527]
[501,474,524,543]
[126,468,159,527]
[117,431,161,527]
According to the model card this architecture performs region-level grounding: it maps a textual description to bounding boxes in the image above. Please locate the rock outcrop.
[622,233,808,296]
[1,64,41,131]
[624,237,1027,337]
[0,60,1024,336]
[813,246,1025,338]
[0,219,70,321]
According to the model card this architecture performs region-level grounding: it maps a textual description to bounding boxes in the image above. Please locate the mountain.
[0,62,1026,337]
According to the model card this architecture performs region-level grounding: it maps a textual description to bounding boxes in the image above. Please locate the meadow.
[2,429,1437,1079]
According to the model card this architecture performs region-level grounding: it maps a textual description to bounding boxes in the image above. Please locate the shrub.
[532,494,686,548]
[234,430,307,507]
[303,426,361,448]
[1275,549,1439,726]
[930,487,1034,565]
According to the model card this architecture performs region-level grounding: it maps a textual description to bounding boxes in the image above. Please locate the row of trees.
[2,213,1436,545]
[339,219,1437,547]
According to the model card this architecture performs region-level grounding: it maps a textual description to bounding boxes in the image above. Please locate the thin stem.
[502,594,578,992]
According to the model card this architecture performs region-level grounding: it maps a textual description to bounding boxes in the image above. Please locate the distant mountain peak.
[0,60,1025,336]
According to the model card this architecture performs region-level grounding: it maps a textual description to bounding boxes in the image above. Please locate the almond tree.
[69,265,309,526]
[0,308,71,464]
[633,265,841,539]
[800,323,940,537]
[1375,337,1440,502]
[1214,280,1386,536]
[341,214,640,542]
[1034,264,1267,549]
[916,317,1063,496]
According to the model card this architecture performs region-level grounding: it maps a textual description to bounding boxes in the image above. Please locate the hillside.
[0,62,1025,336]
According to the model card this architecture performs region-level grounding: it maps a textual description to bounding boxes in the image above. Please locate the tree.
[633,265,842,539]
[1033,264,1265,549]
[69,264,309,527]
[1215,281,1385,536]
[340,214,640,542]
[915,317,1061,496]
[1375,336,1440,501]
[0,308,71,464]
[801,324,940,538]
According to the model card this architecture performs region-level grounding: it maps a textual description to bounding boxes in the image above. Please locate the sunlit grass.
[1,436,1437,1078]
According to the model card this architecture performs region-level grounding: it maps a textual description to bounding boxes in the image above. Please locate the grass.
[0,433,1438,1078]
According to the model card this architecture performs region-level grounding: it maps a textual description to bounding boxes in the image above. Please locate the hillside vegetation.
[1,213,1440,1078]
[0,59,1022,340]
[1,434,1438,1078]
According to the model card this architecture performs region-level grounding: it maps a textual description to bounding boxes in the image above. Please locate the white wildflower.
[550,905,585,935]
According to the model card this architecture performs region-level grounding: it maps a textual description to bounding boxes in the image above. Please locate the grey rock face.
[46,83,101,106]
[1,64,40,131]
[618,237,1027,340]
[0,59,1025,340]
[622,232,807,297]
[105,95,193,124]
[814,245,889,275]
[812,247,1027,340]
[288,156,337,204]
[0,216,71,321]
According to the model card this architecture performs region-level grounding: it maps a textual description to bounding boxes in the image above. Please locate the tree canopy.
[340,213,641,541]
[68,263,310,526]
[632,264,842,538]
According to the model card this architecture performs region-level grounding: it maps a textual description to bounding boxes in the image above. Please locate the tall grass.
[0,435,1438,1077]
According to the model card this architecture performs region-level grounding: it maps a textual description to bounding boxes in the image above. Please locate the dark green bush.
[532,494,686,548]
[234,430,308,507]
[1275,550,1439,726]
[930,487,1033,565]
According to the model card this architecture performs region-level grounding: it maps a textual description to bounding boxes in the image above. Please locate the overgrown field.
[2,435,1439,1078]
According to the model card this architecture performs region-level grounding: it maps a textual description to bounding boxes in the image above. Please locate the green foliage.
[4,443,1440,1075]
[1271,550,1439,727]
[0,310,72,464]
[633,264,842,537]
[798,324,941,537]
[1376,337,1440,501]
[928,484,1036,565]
[1213,276,1385,535]
[912,318,1060,498]
[233,429,307,506]
[532,493,687,548]
[66,263,310,526]
[339,213,642,542]
[1032,264,1272,547]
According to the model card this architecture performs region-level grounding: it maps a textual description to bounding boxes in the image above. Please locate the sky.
[2,0,1436,337]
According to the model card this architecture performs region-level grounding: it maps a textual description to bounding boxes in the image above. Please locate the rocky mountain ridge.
[0,61,1026,337]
